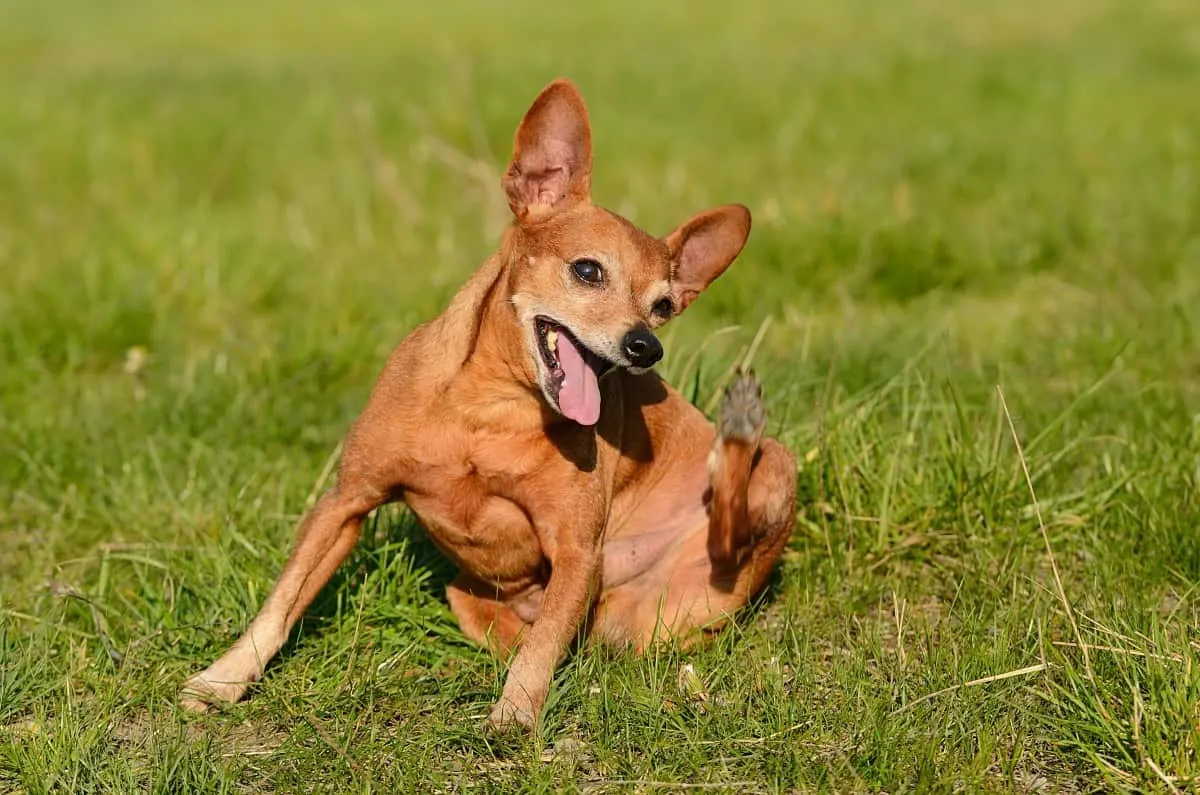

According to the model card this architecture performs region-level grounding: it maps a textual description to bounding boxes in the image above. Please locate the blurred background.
[4,1,1198,407]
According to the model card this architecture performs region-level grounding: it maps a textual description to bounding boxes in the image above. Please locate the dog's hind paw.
[718,370,766,445]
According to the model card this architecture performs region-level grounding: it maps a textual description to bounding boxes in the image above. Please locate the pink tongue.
[555,332,601,426]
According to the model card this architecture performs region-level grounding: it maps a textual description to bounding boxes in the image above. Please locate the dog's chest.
[401,427,566,583]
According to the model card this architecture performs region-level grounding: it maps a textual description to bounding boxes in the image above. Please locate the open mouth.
[534,316,615,426]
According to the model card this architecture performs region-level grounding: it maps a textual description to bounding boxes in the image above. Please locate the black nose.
[623,325,663,368]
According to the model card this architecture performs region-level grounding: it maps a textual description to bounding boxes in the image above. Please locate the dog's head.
[501,79,751,427]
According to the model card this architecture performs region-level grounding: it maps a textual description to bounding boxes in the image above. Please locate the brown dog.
[181,78,797,731]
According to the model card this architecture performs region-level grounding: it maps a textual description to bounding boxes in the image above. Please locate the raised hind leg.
[593,372,797,650]
[707,371,797,594]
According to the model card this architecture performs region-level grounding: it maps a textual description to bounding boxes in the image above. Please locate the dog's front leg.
[485,538,601,733]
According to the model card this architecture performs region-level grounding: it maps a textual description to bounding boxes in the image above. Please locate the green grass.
[2,0,1200,790]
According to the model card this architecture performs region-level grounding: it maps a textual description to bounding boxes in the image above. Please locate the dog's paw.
[179,673,244,713]
[482,695,537,736]
[718,370,766,444]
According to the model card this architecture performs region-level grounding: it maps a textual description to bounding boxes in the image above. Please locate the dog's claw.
[718,370,766,444]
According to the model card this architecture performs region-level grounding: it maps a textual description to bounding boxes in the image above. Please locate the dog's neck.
[472,260,538,390]
[439,251,550,428]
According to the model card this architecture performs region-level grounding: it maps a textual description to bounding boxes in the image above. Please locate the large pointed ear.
[502,79,593,223]
[664,204,752,313]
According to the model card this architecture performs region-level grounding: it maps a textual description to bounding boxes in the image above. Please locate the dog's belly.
[601,506,708,589]
[602,443,711,587]
[593,517,744,650]
[593,453,746,649]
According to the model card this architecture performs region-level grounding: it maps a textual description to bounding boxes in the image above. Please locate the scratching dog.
[181,79,797,732]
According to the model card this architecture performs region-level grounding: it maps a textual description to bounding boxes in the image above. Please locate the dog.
[180,78,797,732]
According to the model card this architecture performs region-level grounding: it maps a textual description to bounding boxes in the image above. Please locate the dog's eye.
[570,259,605,286]
[652,298,673,319]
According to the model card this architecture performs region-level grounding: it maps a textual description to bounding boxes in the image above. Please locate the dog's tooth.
[546,329,558,352]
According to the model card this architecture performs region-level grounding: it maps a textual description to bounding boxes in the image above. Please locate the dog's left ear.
[503,79,593,223]
[664,204,752,313]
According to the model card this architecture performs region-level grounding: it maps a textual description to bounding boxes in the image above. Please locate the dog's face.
[501,80,751,426]
[505,208,676,426]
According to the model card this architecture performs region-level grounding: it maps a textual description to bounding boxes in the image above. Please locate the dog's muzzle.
[622,324,663,368]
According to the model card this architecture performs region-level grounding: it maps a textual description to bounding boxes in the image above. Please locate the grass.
[2,0,1199,790]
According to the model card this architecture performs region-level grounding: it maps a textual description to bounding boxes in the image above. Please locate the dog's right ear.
[503,79,593,223]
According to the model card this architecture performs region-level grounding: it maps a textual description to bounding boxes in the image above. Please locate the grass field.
[2,0,1200,791]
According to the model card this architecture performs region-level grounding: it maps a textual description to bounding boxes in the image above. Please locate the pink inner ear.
[667,205,752,312]
[532,166,568,206]
[672,220,731,288]
[517,138,577,208]
[507,163,569,210]
[504,80,593,219]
